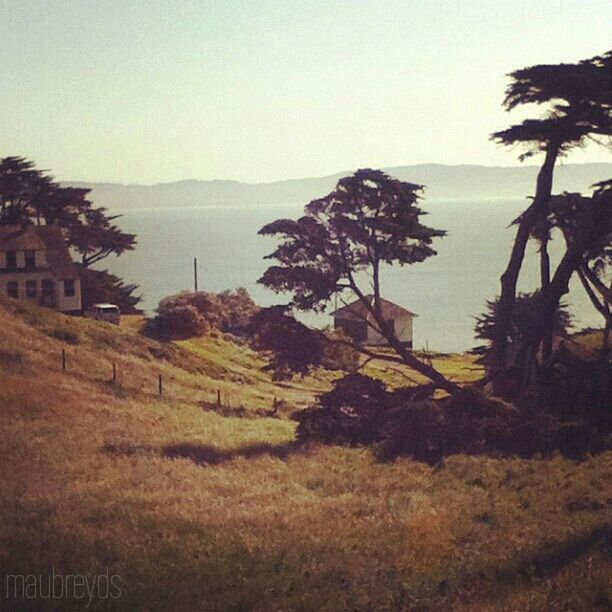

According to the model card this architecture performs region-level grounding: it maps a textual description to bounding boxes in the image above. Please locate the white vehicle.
[85,303,121,325]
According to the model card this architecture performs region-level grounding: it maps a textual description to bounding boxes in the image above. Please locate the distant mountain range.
[66,163,612,210]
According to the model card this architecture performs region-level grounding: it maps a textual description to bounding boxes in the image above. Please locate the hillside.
[0,299,610,610]
[66,162,612,209]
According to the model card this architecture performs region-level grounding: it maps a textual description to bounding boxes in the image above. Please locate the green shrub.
[153,304,207,339]
[151,288,259,339]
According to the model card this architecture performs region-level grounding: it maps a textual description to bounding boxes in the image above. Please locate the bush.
[320,330,360,372]
[296,376,610,464]
[151,289,259,340]
[153,304,207,339]
[249,306,324,379]
[216,288,259,336]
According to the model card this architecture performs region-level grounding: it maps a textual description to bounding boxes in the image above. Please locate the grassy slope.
[0,298,610,611]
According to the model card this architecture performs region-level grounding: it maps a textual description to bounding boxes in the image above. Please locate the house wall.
[334,317,368,343]
[0,273,81,313]
[0,249,46,269]
[57,278,82,313]
[0,271,57,304]
[366,314,413,346]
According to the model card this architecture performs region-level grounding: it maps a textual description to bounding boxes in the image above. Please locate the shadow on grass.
[103,440,303,466]
[437,524,612,606]
[495,523,611,584]
[163,441,301,465]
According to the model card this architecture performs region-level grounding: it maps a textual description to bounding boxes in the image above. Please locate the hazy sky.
[1,0,610,184]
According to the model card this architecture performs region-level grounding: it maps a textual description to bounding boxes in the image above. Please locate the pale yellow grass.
[0,298,609,611]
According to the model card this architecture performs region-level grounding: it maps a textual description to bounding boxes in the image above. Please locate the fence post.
[62,349,66,371]
[158,374,163,397]
[217,389,221,406]
[112,362,117,382]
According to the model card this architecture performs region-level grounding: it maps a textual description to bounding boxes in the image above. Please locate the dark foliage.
[549,190,612,351]
[258,168,458,393]
[294,376,610,464]
[491,50,612,158]
[489,50,611,374]
[79,266,142,314]
[248,308,361,379]
[259,168,444,311]
[473,292,573,359]
[0,156,137,266]
[320,329,361,373]
[248,306,324,379]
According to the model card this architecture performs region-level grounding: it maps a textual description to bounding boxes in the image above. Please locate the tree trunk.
[491,144,560,373]
[350,281,460,394]
[516,202,605,367]
[539,235,553,361]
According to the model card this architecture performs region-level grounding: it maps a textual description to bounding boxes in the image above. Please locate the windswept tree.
[258,168,458,393]
[549,188,612,352]
[473,292,573,362]
[0,156,140,309]
[490,50,611,369]
[0,157,137,265]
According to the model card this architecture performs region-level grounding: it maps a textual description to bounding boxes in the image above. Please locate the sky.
[1,0,610,184]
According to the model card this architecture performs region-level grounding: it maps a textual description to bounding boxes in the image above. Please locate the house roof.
[332,295,417,320]
[0,225,46,250]
[0,224,79,280]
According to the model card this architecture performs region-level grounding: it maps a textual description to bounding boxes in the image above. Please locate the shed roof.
[0,224,79,279]
[332,295,417,320]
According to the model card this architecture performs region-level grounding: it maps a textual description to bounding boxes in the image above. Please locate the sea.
[104,199,600,353]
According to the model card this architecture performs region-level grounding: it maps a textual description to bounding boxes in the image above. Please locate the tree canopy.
[259,168,457,393]
[259,168,445,311]
[0,156,141,310]
[491,51,612,158]
[489,49,612,375]
[0,156,136,266]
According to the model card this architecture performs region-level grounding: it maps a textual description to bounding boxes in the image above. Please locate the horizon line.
[61,160,612,189]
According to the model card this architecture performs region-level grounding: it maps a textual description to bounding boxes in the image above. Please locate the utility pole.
[194,257,198,292]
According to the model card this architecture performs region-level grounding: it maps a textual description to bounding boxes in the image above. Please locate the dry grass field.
[0,297,610,610]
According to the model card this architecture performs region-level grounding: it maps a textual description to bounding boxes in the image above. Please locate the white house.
[332,295,416,348]
[0,225,82,314]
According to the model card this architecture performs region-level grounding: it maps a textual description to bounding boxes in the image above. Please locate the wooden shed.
[332,295,416,348]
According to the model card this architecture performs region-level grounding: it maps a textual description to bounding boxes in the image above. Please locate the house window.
[64,279,75,297]
[42,279,54,296]
[26,280,37,298]
[24,250,36,269]
[6,250,17,269]
[7,281,18,298]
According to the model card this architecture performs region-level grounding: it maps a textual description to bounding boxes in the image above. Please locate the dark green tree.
[0,156,137,266]
[258,168,457,393]
[0,156,140,309]
[515,180,612,370]
[490,50,611,369]
[548,186,612,353]
[80,267,142,314]
[473,292,573,361]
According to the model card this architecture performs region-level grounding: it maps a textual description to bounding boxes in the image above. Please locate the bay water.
[106,199,599,353]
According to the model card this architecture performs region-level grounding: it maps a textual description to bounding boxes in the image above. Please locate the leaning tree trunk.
[491,144,560,375]
[350,282,460,394]
[516,199,608,369]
